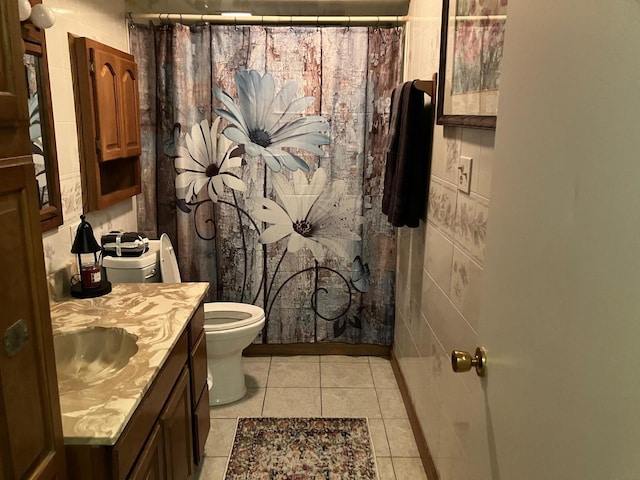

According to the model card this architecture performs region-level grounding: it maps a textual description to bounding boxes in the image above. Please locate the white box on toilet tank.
[102,240,161,283]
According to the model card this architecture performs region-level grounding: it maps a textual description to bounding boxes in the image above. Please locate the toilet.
[103,234,265,405]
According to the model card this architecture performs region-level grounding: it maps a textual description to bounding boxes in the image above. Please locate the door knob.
[451,347,487,377]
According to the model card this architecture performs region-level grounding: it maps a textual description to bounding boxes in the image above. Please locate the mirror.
[22,17,63,231]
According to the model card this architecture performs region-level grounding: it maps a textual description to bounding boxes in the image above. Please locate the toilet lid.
[159,233,181,283]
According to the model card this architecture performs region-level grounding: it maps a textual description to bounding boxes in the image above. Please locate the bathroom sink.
[53,327,138,385]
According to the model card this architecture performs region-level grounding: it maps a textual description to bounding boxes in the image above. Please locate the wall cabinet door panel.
[92,49,122,162]
[119,57,142,158]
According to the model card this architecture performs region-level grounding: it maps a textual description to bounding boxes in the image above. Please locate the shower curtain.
[130,23,403,345]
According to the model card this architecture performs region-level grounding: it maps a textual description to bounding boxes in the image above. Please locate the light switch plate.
[457,156,472,194]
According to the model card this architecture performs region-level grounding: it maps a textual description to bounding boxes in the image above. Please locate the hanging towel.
[382,81,433,228]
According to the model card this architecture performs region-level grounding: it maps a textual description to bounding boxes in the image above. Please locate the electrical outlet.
[457,156,472,194]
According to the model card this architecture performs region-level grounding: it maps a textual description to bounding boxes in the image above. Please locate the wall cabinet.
[65,305,209,479]
[71,37,142,212]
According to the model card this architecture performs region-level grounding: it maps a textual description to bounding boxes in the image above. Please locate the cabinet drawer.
[190,330,208,406]
[193,389,211,466]
[188,303,204,348]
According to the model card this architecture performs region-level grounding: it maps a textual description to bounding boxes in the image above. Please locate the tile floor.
[195,355,427,480]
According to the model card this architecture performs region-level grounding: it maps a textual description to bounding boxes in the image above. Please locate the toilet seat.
[204,302,265,332]
[159,233,181,283]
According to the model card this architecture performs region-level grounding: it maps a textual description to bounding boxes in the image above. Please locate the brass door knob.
[451,347,487,377]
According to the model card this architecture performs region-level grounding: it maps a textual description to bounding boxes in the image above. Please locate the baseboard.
[243,343,391,357]
[390,349,439,480]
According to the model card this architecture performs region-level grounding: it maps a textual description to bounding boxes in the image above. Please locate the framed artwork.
[436,0,508,129]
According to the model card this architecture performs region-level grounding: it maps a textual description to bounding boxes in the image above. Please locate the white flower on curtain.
[175,117,247,203]
[252,168,362,262]
[214,70,331,173]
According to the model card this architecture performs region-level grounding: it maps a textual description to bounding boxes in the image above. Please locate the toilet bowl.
[103,233,265,405]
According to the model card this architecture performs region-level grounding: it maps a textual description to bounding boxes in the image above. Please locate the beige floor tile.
[391,458,427,480]
[195,456,228,480]
[243,362,270,388]
[384,418,419,457]
[242,355,272,364]
[376,457,396,480]
[262,387,321,417]
[204,419,237,457]
[209,388,265,418]
[376,388,408,419]
[270,355,319,363]
[371,363,399,389]
[368,418,391,457]
[321,363,374,388]
[267,363,320,387]
[321,388,381,418]
[320,355,369,363]
[369,356,391,364]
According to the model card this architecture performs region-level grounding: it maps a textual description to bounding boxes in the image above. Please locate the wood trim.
[390,349,439,480]
[243,343,391,357]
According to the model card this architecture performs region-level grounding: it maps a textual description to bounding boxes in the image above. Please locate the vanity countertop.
[49,282,209,446]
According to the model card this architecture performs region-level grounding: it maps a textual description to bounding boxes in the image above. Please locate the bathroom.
[2,0,640,479]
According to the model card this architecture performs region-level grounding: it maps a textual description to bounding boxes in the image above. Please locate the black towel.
[382,81,433,228]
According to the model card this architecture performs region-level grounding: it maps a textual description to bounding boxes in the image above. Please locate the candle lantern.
[70,215,112,298]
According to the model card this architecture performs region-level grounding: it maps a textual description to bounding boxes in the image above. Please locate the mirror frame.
[22,15,63,232]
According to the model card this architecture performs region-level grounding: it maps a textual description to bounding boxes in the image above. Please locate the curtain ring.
[344,16,350,32]
[290,15,294,32]
[179,13,183,24]
[234,16,238,31]
[127,11,135,29]
[158,13,163,25]
[375,15,380,31]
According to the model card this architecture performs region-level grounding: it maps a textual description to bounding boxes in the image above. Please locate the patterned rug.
[225,417,378,480]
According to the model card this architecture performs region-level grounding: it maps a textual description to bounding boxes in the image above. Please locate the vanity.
[49,282,210,479]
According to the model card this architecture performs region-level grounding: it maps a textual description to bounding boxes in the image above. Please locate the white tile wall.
[41,0,136,276]
[395,0,497,477]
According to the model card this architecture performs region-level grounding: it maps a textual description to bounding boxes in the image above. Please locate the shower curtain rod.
[128,13,407,27]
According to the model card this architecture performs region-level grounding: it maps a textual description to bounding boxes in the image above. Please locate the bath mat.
[225,417,378,480]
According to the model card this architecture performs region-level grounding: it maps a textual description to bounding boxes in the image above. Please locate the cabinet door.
[119,57,142,158]
[0,0,31,159]
[129,424,166,480]
[91,48,123,162]
[0,158,65,479]
[160,368,194,479]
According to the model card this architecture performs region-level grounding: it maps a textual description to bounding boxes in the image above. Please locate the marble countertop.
[49,282,209,446]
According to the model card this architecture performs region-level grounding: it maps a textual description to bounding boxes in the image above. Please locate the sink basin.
[54,327,138,385]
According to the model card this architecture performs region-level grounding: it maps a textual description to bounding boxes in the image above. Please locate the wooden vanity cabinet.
[70,36,142,212]
[65,303,209,479]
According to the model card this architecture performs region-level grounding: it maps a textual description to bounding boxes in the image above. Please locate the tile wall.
[395,0,496,478]
[41,0,136,276]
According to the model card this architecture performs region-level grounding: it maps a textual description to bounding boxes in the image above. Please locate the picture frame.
[436,0,508,130]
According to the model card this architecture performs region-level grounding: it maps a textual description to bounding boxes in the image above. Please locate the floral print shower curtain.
[131,23,403,345]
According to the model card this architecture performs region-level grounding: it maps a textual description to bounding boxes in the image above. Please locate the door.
[0,158,66,479]
[463,1,640,479]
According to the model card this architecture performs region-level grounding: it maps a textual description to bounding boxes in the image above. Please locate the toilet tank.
[103,241,160,283]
